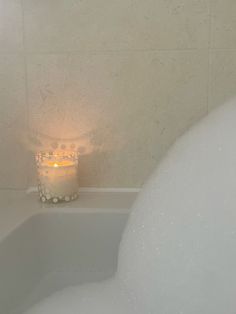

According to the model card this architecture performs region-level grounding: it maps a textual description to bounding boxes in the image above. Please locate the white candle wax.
[36,153,78,203]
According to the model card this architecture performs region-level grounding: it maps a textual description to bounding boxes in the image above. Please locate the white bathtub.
[0,190,137,314]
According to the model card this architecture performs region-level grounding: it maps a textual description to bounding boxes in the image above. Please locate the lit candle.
[36,151,79,203]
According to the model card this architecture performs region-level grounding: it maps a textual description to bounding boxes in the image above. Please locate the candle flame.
[38,155,77,168]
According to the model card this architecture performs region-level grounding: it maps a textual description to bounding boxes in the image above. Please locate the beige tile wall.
[0,0,233,188]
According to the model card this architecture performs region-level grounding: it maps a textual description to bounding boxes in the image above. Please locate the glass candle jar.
[35,151,79,203]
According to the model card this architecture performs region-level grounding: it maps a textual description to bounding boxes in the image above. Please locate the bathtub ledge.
[0,189,138,242]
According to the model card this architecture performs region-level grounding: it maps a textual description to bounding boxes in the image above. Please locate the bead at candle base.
[36,151,79,203]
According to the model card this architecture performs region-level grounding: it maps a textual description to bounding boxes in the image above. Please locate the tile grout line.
[20,0,31,189]
[0,48,210,55]
[207,0,213,114]
[0,48,235,57]
[0,187,141,193]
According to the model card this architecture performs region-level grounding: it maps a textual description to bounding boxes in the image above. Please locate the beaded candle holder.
[36,151,79,203]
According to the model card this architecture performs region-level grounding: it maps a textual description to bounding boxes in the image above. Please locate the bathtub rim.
[0,189,138,243]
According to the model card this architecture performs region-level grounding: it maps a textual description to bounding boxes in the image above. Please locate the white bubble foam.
[26,101,236,314]
[118,101,236,313]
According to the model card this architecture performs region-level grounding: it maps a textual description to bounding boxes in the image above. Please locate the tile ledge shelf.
[0,189,139,243]
[27,186,141,194]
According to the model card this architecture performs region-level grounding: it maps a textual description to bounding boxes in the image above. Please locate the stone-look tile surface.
[0,55,28,189]
[209,50,236,110]
[23,0,209,52]
[211,0,236,48]
[27,51,208,187]
[2,0,236,189]
[0,0,23,52]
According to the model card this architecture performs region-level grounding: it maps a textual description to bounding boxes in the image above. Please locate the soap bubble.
[25,101,236,314]
[118,100,236,314]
